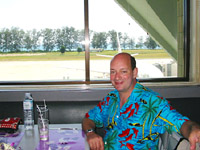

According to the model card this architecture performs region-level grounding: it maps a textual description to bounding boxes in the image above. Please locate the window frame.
[0,0,190,85]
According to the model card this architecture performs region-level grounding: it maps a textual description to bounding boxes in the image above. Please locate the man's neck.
[120,96,128,108]
[119,91,132,108]
[119,80,137,108]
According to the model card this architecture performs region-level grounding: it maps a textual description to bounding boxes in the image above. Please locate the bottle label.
[23,100,33,110]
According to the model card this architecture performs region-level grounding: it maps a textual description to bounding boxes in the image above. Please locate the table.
[17,124,89,150]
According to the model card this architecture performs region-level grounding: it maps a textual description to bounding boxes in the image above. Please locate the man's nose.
[115,72,121,80]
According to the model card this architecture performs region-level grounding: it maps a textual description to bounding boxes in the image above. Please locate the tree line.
[0,26,159,53]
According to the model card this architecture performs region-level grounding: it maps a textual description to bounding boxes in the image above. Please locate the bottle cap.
[25,93,33,100]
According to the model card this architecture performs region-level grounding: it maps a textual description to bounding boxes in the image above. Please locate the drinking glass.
[38,118,49,141]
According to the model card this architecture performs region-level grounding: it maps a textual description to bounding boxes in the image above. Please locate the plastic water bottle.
[23,93,34,130]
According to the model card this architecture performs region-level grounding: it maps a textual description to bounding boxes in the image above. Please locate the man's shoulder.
[133,82,167,102]
[135,82,162,96]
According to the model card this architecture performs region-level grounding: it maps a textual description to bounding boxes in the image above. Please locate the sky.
[0,0,146,40]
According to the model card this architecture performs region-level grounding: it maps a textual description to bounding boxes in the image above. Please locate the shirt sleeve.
[158,97,189,134]
[85,96,108,127]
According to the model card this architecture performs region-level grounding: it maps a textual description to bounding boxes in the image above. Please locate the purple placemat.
[0,131,24,149]
[36,129,85,150]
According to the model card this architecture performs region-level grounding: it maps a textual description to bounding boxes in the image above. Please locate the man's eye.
[111,71,116,74]
[122,70,127,73]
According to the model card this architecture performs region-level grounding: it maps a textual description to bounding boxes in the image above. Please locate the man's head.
[110,52,138,93]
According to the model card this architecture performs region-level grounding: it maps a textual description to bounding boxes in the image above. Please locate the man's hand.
[181,120,200,150]
[188,127,200,150]
[86,132,104,150]
[82,118,104,150]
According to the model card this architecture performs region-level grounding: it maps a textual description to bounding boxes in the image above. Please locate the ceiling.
[115,0,178,60]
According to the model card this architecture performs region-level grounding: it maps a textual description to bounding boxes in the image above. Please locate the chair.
[158,131,200,150]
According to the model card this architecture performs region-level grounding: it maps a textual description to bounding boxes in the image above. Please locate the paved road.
[0,59,174,81]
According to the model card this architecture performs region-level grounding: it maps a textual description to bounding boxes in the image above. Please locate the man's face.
[110,54,137,93]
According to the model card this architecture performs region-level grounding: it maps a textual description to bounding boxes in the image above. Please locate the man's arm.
[82,117,104,150]
[180,120,200,150]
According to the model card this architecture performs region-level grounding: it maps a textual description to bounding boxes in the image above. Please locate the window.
[0,0,85,83]
[0,0,189,85]
[89,0,189,82]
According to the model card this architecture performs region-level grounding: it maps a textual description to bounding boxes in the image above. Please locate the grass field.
[0,49,171,61]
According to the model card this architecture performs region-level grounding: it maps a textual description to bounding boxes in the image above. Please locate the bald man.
[82,53,200,150]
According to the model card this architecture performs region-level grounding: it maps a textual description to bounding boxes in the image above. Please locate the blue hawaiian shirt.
[85,81,189,150]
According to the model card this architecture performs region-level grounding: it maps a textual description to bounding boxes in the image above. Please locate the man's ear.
[133,67,138,78]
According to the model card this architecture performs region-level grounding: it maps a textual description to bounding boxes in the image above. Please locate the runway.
[0,59,174,81]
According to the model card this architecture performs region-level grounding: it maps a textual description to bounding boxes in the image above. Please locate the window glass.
[0,0,187,83]
[89,0,185,80]
[0,0,84,81]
